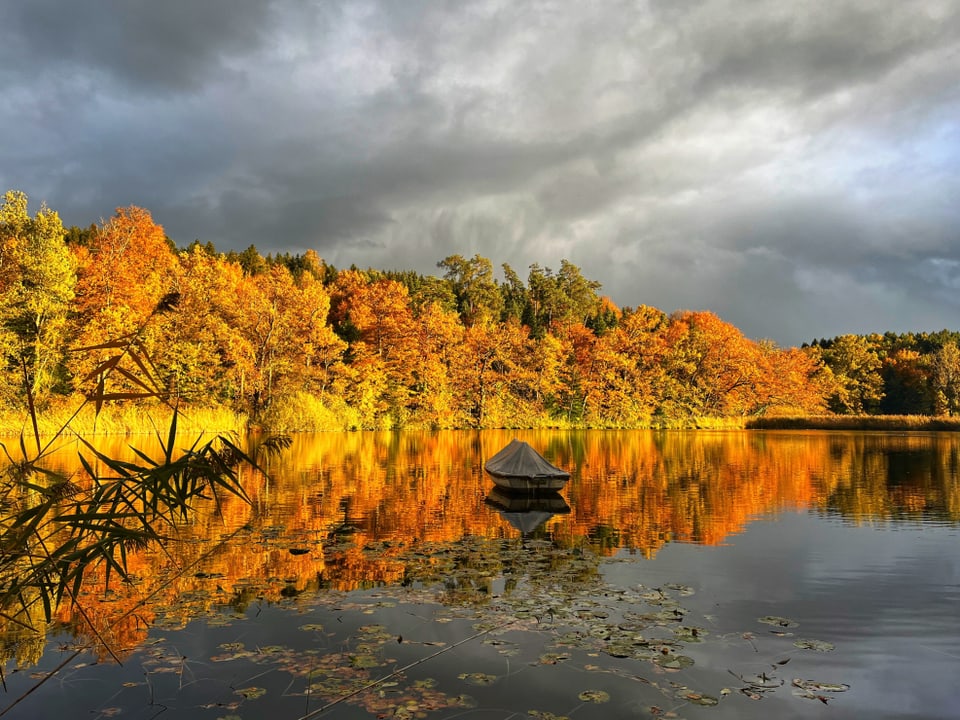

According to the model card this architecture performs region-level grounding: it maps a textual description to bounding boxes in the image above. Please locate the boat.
[484,439,570,491]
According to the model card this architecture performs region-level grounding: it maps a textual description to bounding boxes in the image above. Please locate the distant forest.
[3,190,959,430]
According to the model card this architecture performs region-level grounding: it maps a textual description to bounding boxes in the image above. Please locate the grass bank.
[0,400,247,438]
[747,415,960,431]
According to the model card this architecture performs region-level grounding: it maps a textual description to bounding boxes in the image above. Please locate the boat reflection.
[484,486,571,534]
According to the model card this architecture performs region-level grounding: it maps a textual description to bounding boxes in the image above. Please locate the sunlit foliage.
[3,189,959,429]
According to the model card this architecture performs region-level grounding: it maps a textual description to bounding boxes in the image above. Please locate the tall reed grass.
[0,398,247,437]
[747,415,960,431]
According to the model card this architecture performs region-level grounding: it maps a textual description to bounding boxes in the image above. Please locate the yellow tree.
[296,270,346,400]
[0,190,76,405]
[582,305,666,426]
[408,301,466,428]
[150,246,250,404]
[232,264,342,417]
[546,321,595,423]
[882,348,931,414]
[331,272,417,428]
[752,342,830,415]
[454,316,534,427]
[930,342,960,416]
[659,311,763,418]
[821,334,884,414]
[69,206,178,395]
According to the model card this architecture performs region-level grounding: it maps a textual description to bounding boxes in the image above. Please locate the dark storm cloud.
[2,0,275,93]
[2,0,959,345]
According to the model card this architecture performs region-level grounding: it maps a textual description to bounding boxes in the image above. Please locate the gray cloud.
[2,0,959,345]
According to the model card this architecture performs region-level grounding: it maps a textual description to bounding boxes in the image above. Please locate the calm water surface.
[1,430,958,719]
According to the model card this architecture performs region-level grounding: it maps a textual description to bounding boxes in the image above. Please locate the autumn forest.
[3,189,960,431]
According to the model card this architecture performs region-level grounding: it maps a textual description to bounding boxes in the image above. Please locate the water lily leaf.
[674,626,707,642]
[654,654,695,670]
[537,652,570,665]
[680,691,718,706]
[792,678,850,693]
[211,650,255,662]
[528,711,570,720]
[758,616,798,628]
[235,686,266,700]
[350,653,382,669]
[578,690,610,703]
[459,672,499,685]
[299,623,324,632]
[793,639,835,652]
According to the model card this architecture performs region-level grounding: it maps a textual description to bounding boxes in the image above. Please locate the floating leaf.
[459,672,499,685]
[758,616,798,628]
[299,623,324,632]
[654,654,695,670]
[680,691,718,706]
[537,652,570,665]
[528,711,570,720]
[792,678,850,694]
[793,639,835,652]
[674,626,707,642]
[211,650,255,662]
[578,690,610,703]
[350,653,382,669]
[235,686,266,700]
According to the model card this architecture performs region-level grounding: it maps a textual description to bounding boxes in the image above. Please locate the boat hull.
[484,439,570,491]
[486,473,569,491]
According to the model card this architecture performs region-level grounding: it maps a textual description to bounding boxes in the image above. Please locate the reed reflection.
[3,429,959,667]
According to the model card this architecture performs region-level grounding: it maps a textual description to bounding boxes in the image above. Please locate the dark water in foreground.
[1,430,958,719]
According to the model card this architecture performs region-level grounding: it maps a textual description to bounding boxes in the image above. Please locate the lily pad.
[537,652,570,665]
[674,626,707,642]
[459,672,499,685]
[793,639,835,652]
[792,678,850,693]
[578,690,610,703]
[654,654,695,670]
[759,615,798,628]
[349,653,382,669]
[680,691,719,706]
[235,686,266,700]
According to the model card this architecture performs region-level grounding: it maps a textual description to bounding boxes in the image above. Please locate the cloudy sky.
[2,1,958,346]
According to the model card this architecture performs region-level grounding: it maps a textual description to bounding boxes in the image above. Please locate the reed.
[0,400,247,437]
[0,311,287,642]
[746,414,960,431]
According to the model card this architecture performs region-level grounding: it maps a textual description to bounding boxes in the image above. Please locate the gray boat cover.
[484,439,570,479]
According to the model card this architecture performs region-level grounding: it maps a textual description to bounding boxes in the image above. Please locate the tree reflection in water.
[1,429,958,718]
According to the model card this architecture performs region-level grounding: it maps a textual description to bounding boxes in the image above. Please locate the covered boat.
[484,439,570,491]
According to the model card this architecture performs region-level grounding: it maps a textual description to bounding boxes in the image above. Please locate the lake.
[1,429,958,719]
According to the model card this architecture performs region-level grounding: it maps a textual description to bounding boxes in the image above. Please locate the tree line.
[2,190,958,429]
